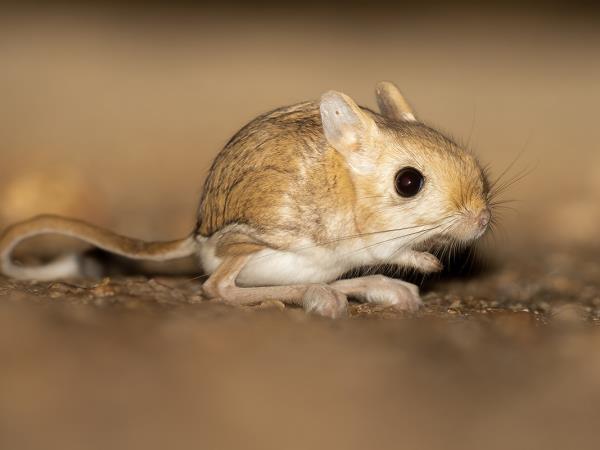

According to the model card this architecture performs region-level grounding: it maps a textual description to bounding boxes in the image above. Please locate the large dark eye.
[394,167,424,197]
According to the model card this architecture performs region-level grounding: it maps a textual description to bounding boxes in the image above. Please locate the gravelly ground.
[1,247,599,450]
[3,247,598,323]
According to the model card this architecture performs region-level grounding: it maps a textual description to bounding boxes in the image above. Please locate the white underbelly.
[239,248,349,286]
[193,226,419,287]
[197,238,353,286]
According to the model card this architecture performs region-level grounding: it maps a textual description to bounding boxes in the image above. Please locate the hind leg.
[330,275,422,312]
[201,254,347,318]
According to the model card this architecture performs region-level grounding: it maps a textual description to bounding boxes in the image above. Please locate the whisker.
[341,224,445,259]
[356,195,388,200]
[250,216,457,261]
[185,273,210,282]
[465,103,478,149]
[385,219,458,265]
[488,135,531,191]
[489,198,518,206]
[489,163,536,200]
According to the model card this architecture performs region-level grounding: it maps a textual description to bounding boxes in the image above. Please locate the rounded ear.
[320,90,378,172]
[375,81,416,122]
[320,90,376,149]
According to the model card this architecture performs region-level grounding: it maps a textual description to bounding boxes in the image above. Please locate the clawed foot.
[202,272,419,318]
[331,275,423,312]
[200,245,430,320]
[361,276,422,312]
[414,252,443,273]
[393,250,443,273]
[303,285,348,319]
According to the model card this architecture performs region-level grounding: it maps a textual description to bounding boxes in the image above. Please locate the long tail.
[0,215,198,281]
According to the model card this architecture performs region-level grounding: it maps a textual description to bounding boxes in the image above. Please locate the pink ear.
[375,81,416,122]
[319,90,378,173]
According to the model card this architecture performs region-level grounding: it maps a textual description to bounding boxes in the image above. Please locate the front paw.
[414,252,443,273]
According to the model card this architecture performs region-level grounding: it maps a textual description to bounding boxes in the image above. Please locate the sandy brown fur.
[197,101,358,248]
[197,101,359,242]
[197,101,489,253]
[0,215,193,259]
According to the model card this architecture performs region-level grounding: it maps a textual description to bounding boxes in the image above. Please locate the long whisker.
[355,195,388,200]
[489,164,536,200]
[186,273,211,282]
[465,104,478,149]
[489,198,518,206]
[488,135,531,191]
[385,218,458,264]
[250,216,457,261]
[340,224,445,260]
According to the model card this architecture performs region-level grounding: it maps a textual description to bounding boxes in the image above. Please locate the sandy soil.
[0,8,599,450]
[1,246,599,450]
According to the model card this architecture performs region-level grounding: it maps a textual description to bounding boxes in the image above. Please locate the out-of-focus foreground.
[0,6,599,450]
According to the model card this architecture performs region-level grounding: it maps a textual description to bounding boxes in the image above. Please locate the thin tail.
[0,215,198,281]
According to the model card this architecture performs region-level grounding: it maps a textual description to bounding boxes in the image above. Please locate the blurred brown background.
[1,3,599,246]
[1,4,600,450]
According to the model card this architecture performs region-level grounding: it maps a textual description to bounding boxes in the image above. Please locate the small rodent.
[0,81,491,318]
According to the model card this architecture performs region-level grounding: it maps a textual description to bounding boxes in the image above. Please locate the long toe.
[364,278,423,312]
[303,285,348,319]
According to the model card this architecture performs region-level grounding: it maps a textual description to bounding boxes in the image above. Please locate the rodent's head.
[320,81,491,248]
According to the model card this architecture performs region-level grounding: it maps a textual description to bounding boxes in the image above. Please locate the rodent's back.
[196,101,357,246]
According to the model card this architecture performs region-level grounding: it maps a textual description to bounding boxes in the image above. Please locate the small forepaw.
[303,285,348,319]
[414,252,443,273]
[364,276,423,312]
